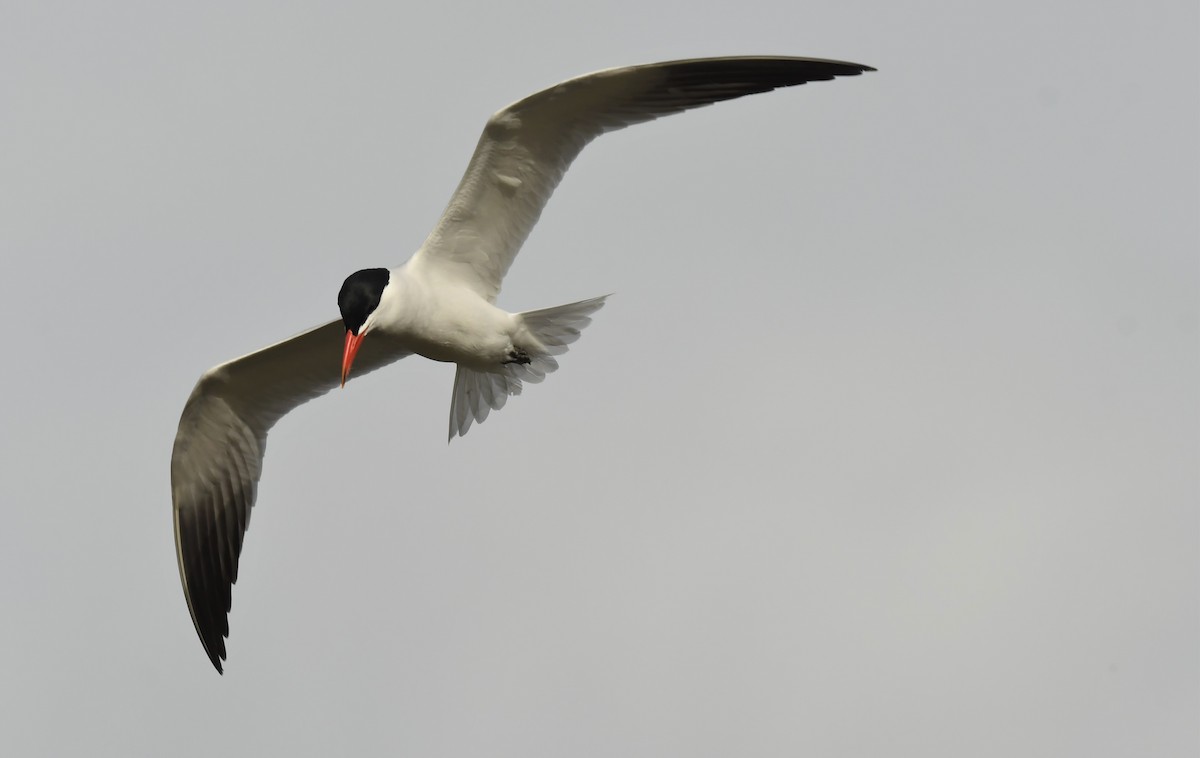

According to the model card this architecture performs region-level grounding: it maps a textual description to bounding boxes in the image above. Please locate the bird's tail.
[448,295,609,441]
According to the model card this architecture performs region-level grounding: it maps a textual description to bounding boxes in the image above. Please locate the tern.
[172,56,874,672]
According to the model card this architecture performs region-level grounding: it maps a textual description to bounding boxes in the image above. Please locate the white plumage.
[171,56,874,672]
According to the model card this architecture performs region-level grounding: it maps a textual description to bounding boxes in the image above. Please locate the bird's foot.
[503,347,532,365]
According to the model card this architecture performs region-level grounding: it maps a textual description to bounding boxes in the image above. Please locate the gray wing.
[171,319,410,673]
[413,56,873,301]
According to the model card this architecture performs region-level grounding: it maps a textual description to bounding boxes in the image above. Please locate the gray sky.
[1,1,1196,756]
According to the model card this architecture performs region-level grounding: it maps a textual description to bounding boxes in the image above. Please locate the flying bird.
[172,56,874,672]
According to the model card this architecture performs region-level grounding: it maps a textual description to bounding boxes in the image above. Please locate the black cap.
[337,268,390,336]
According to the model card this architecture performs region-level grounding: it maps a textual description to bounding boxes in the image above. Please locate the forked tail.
[448,295,609,441]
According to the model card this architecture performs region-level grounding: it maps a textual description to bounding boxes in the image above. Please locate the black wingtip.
[654,56,876,102]
[196,614,229,674]
[191,613,228,674]
[207,647,225,675]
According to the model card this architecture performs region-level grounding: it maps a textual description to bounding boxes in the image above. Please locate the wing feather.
[171,320,410,672]
[414,56,873,301]
[171,56,874,671]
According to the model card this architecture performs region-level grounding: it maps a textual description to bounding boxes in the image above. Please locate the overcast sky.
[1,2,1196,756]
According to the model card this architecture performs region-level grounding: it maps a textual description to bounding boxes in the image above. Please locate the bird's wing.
[412,56,873,301]
[171,319,410,673]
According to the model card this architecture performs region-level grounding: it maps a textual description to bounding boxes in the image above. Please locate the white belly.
[382,276,517,369]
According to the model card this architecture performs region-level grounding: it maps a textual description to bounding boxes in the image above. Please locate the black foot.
[503,347,532,365]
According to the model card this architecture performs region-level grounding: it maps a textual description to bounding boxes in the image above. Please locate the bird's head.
[337,268,391,387]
